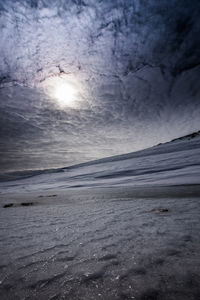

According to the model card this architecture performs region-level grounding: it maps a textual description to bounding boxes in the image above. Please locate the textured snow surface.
[0,186,200,300]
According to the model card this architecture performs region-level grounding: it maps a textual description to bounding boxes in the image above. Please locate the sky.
[0,0,200,173]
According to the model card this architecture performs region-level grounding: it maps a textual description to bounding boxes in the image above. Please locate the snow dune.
[1,131,200,193]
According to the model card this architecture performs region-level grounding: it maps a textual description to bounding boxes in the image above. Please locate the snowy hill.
[1,130,200,193]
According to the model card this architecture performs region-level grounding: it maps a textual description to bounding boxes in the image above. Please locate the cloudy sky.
[0,0,200,173]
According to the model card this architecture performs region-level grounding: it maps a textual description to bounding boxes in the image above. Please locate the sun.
[54,82,77,107]
[41,75,79,108]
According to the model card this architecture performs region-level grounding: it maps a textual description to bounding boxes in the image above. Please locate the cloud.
[0,0,200,172]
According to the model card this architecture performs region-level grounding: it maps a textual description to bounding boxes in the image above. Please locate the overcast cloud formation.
[0,0,200,172]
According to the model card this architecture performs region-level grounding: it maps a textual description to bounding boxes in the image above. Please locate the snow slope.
[1,131,200,193]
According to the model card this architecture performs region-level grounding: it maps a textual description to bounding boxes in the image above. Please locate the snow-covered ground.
[0,133,200,299]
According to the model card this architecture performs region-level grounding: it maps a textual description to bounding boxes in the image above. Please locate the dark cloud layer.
[0,0,200,172]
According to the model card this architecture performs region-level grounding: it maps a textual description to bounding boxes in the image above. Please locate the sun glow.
[54,82,77,107]
[42,75,79,108]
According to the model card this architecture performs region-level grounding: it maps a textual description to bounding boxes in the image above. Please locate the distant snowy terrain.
[0,131,200,193]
